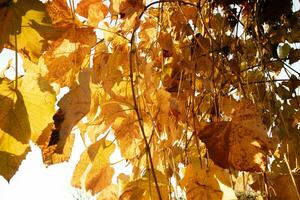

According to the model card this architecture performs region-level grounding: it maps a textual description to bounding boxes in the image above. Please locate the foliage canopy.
[1,0,300,199]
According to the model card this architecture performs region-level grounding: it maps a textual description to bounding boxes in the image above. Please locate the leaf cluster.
[1,0,300,199]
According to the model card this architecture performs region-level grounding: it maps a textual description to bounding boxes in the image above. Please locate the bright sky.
[1,1,300,200]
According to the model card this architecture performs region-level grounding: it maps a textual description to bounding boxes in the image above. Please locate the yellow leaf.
[121,12,140,33]
[113,118,142,159]
[72,138,115,195]
[138,19,157,49]
[181,161,237,200]
[0,129,30,181]
[0,73,56,181]
[101,22,128,46]
[0,0,58,62]
[120,170,169,200]
[44,27,96,87]
[97,184,119,200]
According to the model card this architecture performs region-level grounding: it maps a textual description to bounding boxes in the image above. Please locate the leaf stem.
[129,32,163,200]
[284,154,300,200]
[14,30,18,91]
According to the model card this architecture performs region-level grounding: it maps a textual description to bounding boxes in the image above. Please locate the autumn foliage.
[1,0,300,199]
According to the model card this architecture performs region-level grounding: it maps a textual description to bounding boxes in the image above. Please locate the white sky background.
[1,1,300,200]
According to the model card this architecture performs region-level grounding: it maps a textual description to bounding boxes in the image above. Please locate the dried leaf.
[76,0,108,27]
[44,27,96,86]
[199,101,273,172]
[72,138,115,195]
[55,70,91,153]
[46,0,74,27]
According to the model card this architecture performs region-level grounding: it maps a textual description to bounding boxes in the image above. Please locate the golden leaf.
[119,170,169,200]
[72,138,115,195]
[113,118,142,160]
[97,184,119,200]
[44,26,96,86]
[55,70,91,153]
[199,101,273,172]
[138,19,157,49]
[0,73,56,180]
[181,161,237,200]
[0,0,58,62]
[109,0,144,18]
[121,12,140,33]
[76,0,108,27]
[92,44,128,93]
[36,123,75,165]
[0,129,30,181]
[46,0,74,27]
[156,89,171,131]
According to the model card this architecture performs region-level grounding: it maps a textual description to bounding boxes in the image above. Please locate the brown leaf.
[55,70,91,153]
[46,0,74,27]
[36,122,75,165]
[198,122,231,169]
[198,101,273,172]
[109,0,144,18]
[44,26,96,87]
[268,174,300,200]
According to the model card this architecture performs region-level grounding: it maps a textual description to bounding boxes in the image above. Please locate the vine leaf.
[36,122,75,165]
[0,0,57,62]
[181,160,237,200]
[119,170,169,200]
[76,0,108,27]
[109,0,144,18]
[43,26,96,87]
[72,138,115,195]
[199,101,274,172]
[0,73,56,181]
[46,0,75,27]
[55,70,91,153]
[97,184,119,200]
[44,0,96,87]
[0,129,30,181]
[113,117,142,160]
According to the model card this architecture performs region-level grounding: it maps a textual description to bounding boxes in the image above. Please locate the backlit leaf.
[55,70,91,153]
[0,0,57,62]
[76,0,108,27]
[72,138,115,195]
[0,73,56,180]
[199,101,273,172]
